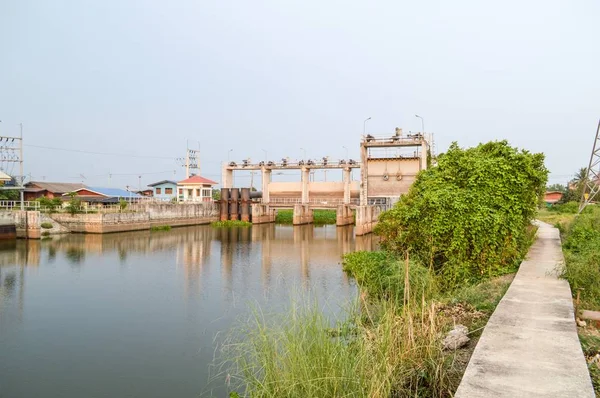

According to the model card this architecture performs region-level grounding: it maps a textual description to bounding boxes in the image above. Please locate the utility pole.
[0,124,25,210]
[579,119,600,213]
[185,143,190,179]
[19,123,24,210]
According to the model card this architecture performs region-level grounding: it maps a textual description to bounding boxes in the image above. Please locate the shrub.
[40,222,53,229]
[375,141,547,289]
[41,231,51,237]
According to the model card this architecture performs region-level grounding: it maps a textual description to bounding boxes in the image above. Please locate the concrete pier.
[251,203,276,224]
[355,205,380,236]
[292,204,313,225]
[455,222,594,398]
[336,205,353,226]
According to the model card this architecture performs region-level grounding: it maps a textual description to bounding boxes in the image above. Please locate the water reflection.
[0,224,376,398]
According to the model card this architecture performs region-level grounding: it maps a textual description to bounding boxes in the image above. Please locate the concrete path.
[454,221,594,398]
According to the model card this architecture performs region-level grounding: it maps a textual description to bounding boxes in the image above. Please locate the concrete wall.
[40,213,70,235]
[0,212,16,240]
[355,205,381,236]
[50,203,220,234]
[251,204,276,224]
[366,159,420,198]
[268,181,360,199]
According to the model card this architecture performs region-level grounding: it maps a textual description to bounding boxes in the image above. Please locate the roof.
[68,187,143,198]
[147,180,178,187]
[25,181,86,193]
[178,175,218,185]
[0,171,11,182]
[545,191,564,195]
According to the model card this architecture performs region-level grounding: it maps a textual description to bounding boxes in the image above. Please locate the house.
[135,189,154,197]
[177,175,217,202]
[65,187,143,206]
[147,180,178,201]
[24,181,86,201]
[544,191,563,205]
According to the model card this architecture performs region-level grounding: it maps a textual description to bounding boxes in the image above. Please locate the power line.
[24,144,175,160]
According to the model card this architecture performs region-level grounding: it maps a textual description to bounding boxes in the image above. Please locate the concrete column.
[301,167,310,204]
[261,167,271,203]
[420,141,429,170]
[222,164,234,189]
[220,188,230,221]
[230,188,239,220]
[343,167,351,204]
[359,144,368,206]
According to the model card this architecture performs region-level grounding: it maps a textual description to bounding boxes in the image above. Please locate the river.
[0,224,374,397]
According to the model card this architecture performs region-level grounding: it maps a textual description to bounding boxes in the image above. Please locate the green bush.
[41,231,50,237]
[40,222,53,229]
[548,201,578,214]
[375,141,547,289]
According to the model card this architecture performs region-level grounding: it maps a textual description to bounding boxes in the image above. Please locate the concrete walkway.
[455,221,594,398]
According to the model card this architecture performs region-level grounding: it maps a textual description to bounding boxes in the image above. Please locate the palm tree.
[571,167,588,188]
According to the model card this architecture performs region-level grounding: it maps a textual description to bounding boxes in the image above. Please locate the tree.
[375,140,548,288]
[65,192,82,215]
[546,184,566,193]
[0,190,20,200]
[571,167,588,188]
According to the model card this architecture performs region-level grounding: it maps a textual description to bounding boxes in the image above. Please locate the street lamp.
[227,148,233,162]
[363,117,371,135]
[262,148,268,161]
[342,145,348,161]
[300,147,306,160]
[415,115,424,133]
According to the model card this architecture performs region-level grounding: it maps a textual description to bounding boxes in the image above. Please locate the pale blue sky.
[1,0,598,188]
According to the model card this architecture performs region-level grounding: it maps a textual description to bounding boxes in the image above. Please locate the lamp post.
[415,115,424,133]
[262,148,267,161]
[342,145,348,161]
[363,117,371,135]
[227,148,233,162]
[300,147,306,160]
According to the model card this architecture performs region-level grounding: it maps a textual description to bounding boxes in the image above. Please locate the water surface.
[0,224,373,397]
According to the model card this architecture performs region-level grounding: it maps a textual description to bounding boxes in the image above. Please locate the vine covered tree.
[375,140,548,288]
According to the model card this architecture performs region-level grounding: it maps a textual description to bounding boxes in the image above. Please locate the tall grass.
[220,258,459,398]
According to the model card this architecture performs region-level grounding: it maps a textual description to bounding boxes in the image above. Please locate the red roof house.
[177,175,218,202]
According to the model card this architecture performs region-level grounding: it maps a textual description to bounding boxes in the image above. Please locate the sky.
[1,0,598,189]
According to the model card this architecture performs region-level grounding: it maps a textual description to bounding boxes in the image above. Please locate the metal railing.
[266,198,360,206]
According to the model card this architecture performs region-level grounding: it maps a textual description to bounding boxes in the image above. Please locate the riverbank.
[275,209,337,225]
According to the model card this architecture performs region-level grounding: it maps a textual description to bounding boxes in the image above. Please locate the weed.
[150,225,172,232]
[211,220,251,228]
[40,222,53,229]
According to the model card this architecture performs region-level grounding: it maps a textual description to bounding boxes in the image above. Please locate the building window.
[178,188,183,195]
[156,187,162,194]
[188,189,193,197]
[165,188,173,194]
[196,189,201,197]
[202,188,212,198]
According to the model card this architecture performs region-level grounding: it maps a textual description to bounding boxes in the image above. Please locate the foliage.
[546,183,566,193]
[40,222,53,229]
[560,206,600,310]
[342,251,437,302]
[212,189,221,201]
[65,192,82,215]
[119,199,128,211]
[41,231,51,237]
[375,141,547,289]
[548,201,578,214]
[0,189,20,200]
[150,225,172,232]
[211,220,251,228]
[275,209,337,225]
[37,197,63,212]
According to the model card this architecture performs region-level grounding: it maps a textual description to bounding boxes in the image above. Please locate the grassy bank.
[221,257,515,398]
[275,209,337,225]
[550,203,600,393]
[211,220,252,228]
